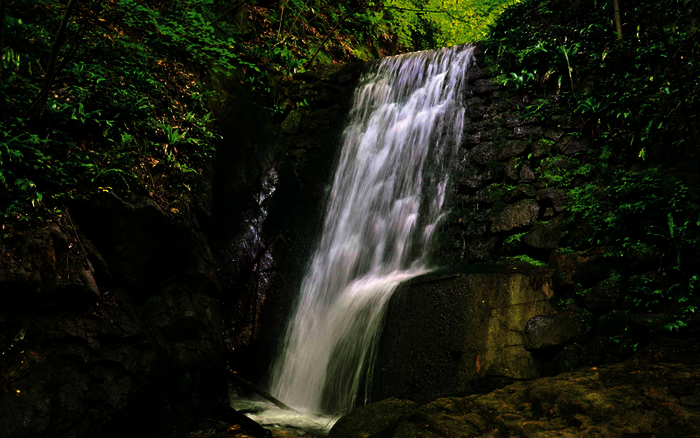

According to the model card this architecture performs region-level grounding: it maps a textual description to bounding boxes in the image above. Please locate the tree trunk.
[26,0,78,118]
[613,0,623,46]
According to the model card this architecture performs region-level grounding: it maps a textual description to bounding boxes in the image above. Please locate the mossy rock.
[533,138,556,157]
[330,398,419,438]
[522,214,569,249]
[489,199,539,233]
[477,183,510,204]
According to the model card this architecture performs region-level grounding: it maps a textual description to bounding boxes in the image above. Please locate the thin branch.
[302,5,360,69]
[25,0,79,118]
[24,0,100,118]
[211,0,246,26]
[270,0,310,50]
[227,367,297,412]
[64,207,95,274]
[384,5,475,23]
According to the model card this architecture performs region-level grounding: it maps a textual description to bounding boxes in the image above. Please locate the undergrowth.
[487,0,700,331]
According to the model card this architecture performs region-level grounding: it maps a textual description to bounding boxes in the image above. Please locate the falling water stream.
[239,45,475,433]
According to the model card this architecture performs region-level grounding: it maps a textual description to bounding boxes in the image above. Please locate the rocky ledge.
[331,337,700,437]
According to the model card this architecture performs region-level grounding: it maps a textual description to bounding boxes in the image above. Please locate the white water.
[270,45,475,415]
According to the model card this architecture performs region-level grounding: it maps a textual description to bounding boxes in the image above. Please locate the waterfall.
[270,45,475,414]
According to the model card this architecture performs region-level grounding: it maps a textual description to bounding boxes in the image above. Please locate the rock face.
[523,312,593,351]
[0,193,226,438]
[332,337,700,438]
[489,200,540,233]
[208,62,363,384]
[371,265,555,404]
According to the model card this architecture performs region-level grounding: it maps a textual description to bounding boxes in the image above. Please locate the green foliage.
[488,0,700,166]
[487,0,700,330]
[0,0,222,228]
[505,254,547,267]
[386,0,519,50]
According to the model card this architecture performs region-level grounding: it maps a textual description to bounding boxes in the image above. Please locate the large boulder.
[371,265,555,404]
[332,338,700,438]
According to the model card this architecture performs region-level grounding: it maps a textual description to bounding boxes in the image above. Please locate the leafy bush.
[0,0,229,230]
[487,0,700,329]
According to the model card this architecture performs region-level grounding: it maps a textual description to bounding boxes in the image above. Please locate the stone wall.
[433,43,583,266]
[371,43,686,403]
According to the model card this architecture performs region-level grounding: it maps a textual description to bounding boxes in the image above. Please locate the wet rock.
[72,193,217,295]
[332,338,700,438]
[532,138,556,157]
[331,398,420,437]
[535,188,568,212]
[505,158,520,182]
[281,109,305,134]
[463,131,482,146]
[456,165,482,191]
[496,140,529,161]
[472,79,496,94]
[490,200,539,233]
[549,248,611,289]
[519,162,535,183]
[523,312,593,351]
[466,64,492,82]
[505,115,536,127]
[557,135,590,155]
[471,142,493,165]
[286,81,341,105]
[372,266,555,404]
[465,97,487,119]
[543,128,564,141]
[483,162,505,183]
[507,184,536,203]
[522,214,569,249]
[510,125,542,140]
[0,222,100,308]
[0,193,225,438]
[583,275,626,311]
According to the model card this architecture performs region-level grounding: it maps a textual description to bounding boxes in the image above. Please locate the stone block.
[371,266,554,404]
[523,313,591,351]
[557,135,590,155]
[490,200,540,233]
[507,184,537,203]
[523,214,569,249]
[536,188,569,212]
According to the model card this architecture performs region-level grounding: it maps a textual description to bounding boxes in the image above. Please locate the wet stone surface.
[331,337,700,438]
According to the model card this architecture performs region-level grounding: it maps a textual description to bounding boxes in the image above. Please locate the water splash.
[271,45,475,414]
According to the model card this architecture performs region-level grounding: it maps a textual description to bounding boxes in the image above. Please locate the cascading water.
[270,45,475,415]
